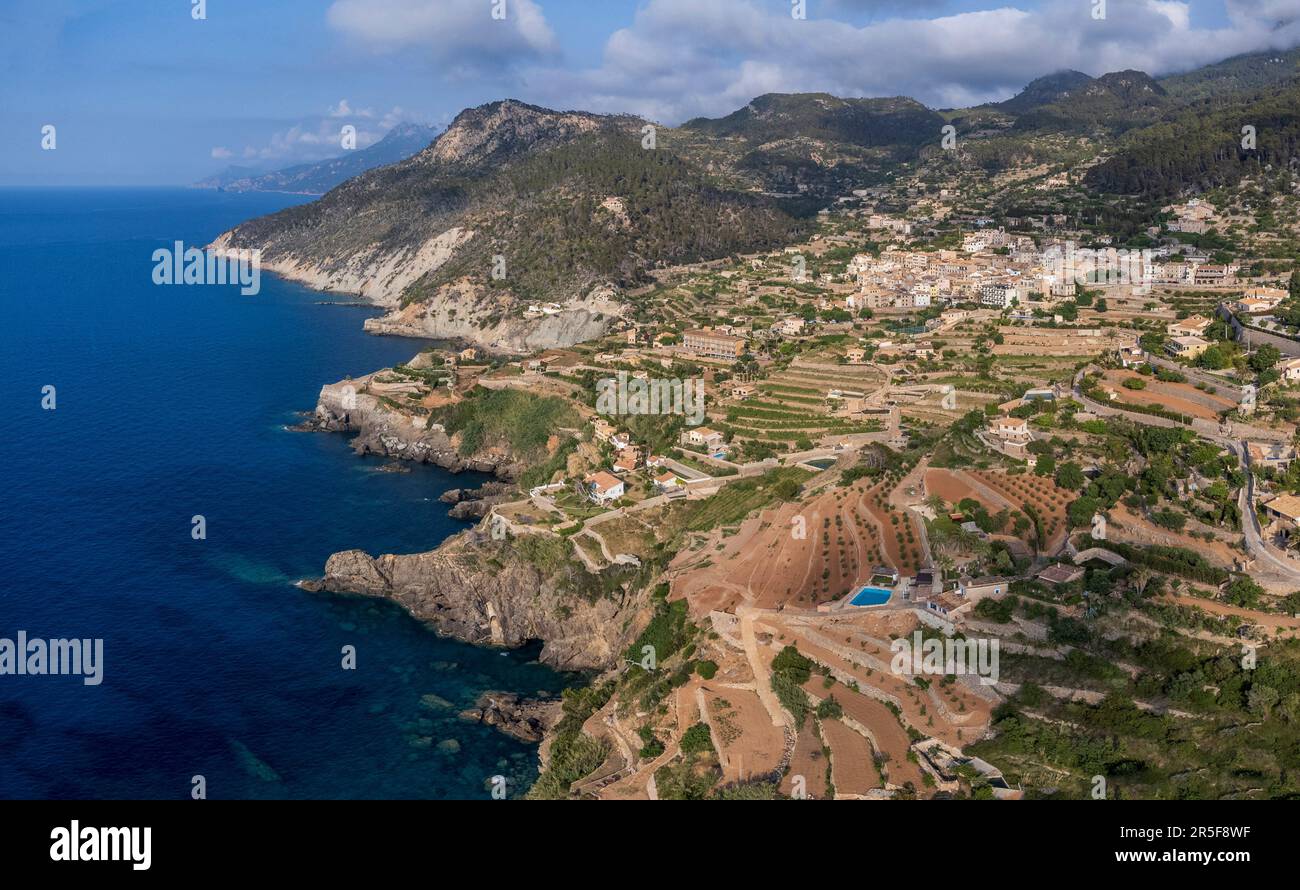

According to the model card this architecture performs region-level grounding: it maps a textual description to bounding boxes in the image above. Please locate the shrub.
[680,722,715,755]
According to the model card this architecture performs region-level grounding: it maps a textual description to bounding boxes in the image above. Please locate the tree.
[1224,576,1264,608]
[774,477,802,500]
[1068,495,1100,529]
[1199,344,1232,370]
[1056,461,1086,491]
[1248,344,1281,377]
[1152,509,1186,532]
[1248,685,1280,719]
[1034,454,1056,477]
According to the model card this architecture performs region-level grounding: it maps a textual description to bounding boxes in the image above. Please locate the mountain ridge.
[211,45,1300,350]
[195,122,439,195]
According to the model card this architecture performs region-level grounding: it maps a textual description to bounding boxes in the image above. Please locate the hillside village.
[309,157,1300,800]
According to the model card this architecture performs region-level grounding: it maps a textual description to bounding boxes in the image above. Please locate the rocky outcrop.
[301,529,643,671]
[361,280,623,355]
[441,481,517,520]
[302,376,523,478]
[458,691,561,743]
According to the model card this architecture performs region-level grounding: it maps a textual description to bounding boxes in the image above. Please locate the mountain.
[1010,70,1168,133]
[683,93,941,148]
[194,123,438,194]
[211,100,809,352]
[1085,82,1300,197]
[993,70,1094,114]
[207,48,1300,351]
[197,164,266,189]
[1159,47,1300,102]
[680,93,945,194]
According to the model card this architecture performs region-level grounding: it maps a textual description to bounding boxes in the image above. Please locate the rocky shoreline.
[294,376,522,479]
[458,691,561,744]
[299,530,639,672]
[439,481,517,520]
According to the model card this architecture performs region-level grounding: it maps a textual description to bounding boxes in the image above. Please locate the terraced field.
[764,612,994,751]
[669,478,886,612]
[1101,369,1234,422]
[925,468,1003,516]
[712,360,896,445]
[819,717,882,797]
[967,469,1071,551]
[861,480,925,573]
[804,678,926,791]
[721,398,884,443]
[780,719,830,799]
[702,687,785,784]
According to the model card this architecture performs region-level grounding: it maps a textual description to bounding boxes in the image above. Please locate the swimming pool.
[850,586,892,606]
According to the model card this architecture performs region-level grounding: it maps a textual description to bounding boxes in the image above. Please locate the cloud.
[512,0,1300,122]
[210,146,233,160]
[325,0,558,72]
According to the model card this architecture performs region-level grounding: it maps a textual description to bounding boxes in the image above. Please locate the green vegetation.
[528,682,614,799]
[433,387,580,461]
[770,645,814,727]
[680,722,716,755]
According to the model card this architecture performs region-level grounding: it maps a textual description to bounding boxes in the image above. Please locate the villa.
[1167,315,1212,338]
[1116,345,1146,368]
[681,427,725,450]
[1262,493,1300,529]
[992,416,1031,441]
[1164,335,1210,360]
[585,472,625,504]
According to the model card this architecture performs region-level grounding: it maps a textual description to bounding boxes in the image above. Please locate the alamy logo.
[152,241,262,295]
[0,632,103,686]
[890,630,999,686]
[595,371,705,426]
[50,821,150,871]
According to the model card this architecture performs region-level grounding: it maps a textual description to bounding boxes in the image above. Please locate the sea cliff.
[302,528,644,672]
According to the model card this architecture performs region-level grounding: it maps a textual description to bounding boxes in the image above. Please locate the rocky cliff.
[359,280,624,355]
[302,529,644,672]
[306,375,524,477]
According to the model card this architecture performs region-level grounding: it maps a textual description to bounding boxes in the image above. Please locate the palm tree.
[1130,566,1153,599]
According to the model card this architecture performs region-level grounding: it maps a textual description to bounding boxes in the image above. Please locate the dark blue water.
[0,188,570,799]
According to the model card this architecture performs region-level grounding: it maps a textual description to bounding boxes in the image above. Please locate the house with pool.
[841,566,903,608]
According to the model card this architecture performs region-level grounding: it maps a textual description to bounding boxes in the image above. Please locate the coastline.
[5,187,579,798]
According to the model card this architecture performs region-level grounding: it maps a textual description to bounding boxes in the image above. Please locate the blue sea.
[0,188,570,799]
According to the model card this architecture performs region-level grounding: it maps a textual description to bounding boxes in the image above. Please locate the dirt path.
[737,606,788,728]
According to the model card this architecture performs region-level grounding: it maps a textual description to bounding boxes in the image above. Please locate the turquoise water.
[0,188,573,799]
[850,586,893,606]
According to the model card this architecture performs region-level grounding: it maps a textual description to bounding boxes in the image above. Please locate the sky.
[2,0,1299,186]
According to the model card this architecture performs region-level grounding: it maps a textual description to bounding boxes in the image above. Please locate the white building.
[980,283,1019,309]
[584,472,625,504]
